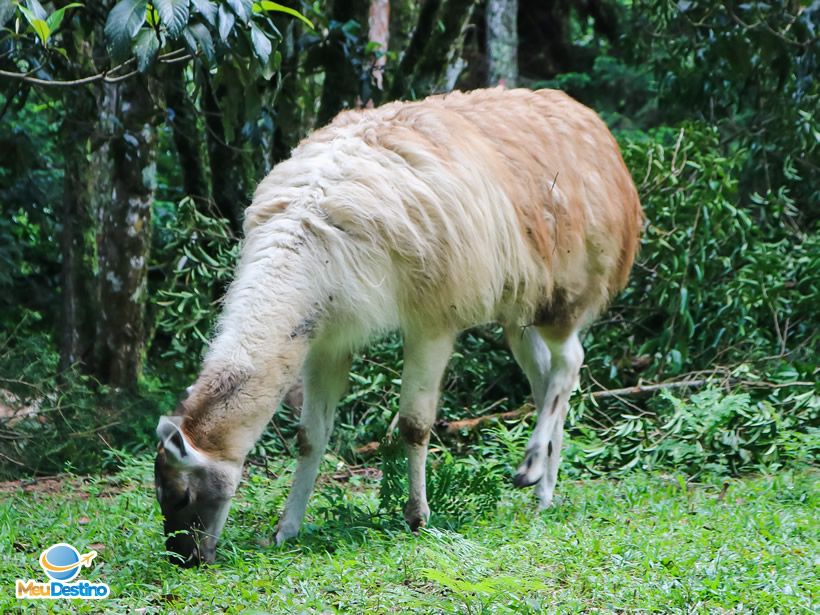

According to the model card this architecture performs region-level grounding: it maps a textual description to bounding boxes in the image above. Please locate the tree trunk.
[486,0,518,86]
[389,0,439,98]
[95,78,158,389]
[202,74,252,233]
[271,23,304,166]
[162,64,209,205]
[57,35,97,372]
[316,0,366,126]
[367,0,390,103]
[58,93,95,371]
[57,31,98,372]
[389,0,478,99]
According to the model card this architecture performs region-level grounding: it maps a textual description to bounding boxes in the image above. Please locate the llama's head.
[154,416,241,566]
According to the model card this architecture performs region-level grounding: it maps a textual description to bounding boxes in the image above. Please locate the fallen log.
[353,377,715,455]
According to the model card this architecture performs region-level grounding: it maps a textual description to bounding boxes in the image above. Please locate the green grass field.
[1,456,816,613]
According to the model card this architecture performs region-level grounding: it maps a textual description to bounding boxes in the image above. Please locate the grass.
[0,456,816,613]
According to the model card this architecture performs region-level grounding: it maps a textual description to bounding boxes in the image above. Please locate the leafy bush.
[564,383,818,477]
[625,0,819,210]
[329,328,529,460]
[587,123,818,385]
[378,439,503,527]
[150,197,239,375]
[333,122,818,483]
[252,122,817,491]
[0,0,815,501]
[3,121,815,485]
[0,327,172,479]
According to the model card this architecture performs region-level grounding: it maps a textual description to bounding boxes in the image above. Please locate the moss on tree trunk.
[95,78,158,389]
[486,0,518,87]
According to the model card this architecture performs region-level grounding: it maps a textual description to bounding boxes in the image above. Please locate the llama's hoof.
[274,520,299,546]
[512,471,541,488]
[513,447,545,488]
[404,501,430,532]
[539,493,568,510]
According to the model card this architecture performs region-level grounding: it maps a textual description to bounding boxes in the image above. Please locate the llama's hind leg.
[275,347,351,545]
[505,325,551,405]
[537,333,583,507]
[507,328,582,508]
[399,330,455,531]
[504,326,551,487]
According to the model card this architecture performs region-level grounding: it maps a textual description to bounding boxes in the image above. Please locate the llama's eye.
[175,488,191,509]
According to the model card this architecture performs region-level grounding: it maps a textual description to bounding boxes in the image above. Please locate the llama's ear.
[157,416,203,466]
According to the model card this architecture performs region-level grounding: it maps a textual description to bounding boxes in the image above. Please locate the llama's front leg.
[399,331,455,531]
[275,348,351,545]
[505,326,552,491]
[535,413,568,509]
[513,332,583,509]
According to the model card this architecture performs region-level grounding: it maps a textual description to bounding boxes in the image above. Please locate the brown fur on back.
[290,88,643,334]
[421,89,641,307]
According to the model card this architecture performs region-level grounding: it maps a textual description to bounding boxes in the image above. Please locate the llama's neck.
[180,241,324,461]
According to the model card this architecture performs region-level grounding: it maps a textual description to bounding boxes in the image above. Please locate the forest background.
[0,1,817,610]
[0,0,816,487]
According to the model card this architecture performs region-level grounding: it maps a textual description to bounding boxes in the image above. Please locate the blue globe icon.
[41,544,81,581]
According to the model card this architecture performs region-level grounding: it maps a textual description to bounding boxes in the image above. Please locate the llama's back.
[246,88,642,335]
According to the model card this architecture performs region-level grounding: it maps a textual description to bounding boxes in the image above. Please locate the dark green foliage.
[424,454,502,526]
[0,1,816,490]
[0,328,173,479]
[534,54,658,130]
[376,439,502,527]
[592,123,818,382]
[567,383,818,477]
[5,120,816,482]
[105,0,148,63]
[154,0,191,39]
[151,197,239,374]
[319,120,818,485]
[100,0,298,71]
[133,29,161,72]
[0,104,63,331]
[330,328,528,458]
[376,439,406,515]
[625,0,819,210]
[0,8,816,611]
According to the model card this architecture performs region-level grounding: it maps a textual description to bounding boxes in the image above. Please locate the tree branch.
[0,49,193,87]
[353,373,818,455]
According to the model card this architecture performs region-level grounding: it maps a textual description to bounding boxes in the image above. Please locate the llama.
[154,88,643,566]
